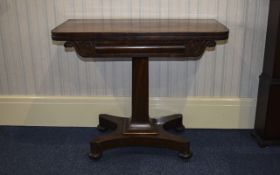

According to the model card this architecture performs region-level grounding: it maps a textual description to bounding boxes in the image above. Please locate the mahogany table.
[52,19,229,159]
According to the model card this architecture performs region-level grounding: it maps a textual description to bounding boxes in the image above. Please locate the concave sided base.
[89,57,191,159]
[89,114,192,159]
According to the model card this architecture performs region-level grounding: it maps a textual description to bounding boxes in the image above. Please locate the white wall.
[0,0,269,97]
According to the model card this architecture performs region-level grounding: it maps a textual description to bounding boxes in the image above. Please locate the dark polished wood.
[253,0,280,147]
[91,114,191,159]
[52,19,229,41]
[52,19,229,159]
[131,57,149,124]
[63,40,216,58]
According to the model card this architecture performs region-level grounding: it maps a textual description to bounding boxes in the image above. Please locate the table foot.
[96,124,107,132]
[156,114,186,132]
[88,152,102,160]
[97,114,124,130]
[178,151,193,159]
[90,114,191,159]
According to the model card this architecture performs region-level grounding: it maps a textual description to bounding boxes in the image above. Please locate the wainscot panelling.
[0,0,269,97]
[0,96,257,129]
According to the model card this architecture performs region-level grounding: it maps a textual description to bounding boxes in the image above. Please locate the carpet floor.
[0,126,280,175]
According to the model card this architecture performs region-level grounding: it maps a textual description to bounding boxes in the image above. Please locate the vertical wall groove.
[0,0,269,97]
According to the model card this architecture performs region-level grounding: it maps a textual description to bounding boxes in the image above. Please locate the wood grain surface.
[52,19,229,41]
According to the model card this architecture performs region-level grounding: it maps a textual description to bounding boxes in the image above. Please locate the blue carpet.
[0,127,280,175]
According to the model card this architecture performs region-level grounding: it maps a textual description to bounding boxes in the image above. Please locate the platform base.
[89,114,191,159]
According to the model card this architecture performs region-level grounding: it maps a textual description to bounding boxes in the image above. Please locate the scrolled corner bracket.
[206,40,216,47]
[185,40,217,57]
[64,41,96,58]
[64,41,74,48]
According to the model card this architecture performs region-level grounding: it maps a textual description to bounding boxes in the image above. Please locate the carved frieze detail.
[185,40,216,57]
[64,40,216,58]
[65,41,96,58]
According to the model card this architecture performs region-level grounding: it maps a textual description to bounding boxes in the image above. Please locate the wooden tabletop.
[52,19,229,41]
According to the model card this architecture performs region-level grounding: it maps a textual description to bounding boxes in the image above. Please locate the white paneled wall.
[0,0,269,97]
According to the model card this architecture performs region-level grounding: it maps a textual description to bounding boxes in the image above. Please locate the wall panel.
[0,0,269,97]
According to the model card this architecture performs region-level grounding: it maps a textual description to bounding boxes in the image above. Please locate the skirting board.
[0,96,256,129]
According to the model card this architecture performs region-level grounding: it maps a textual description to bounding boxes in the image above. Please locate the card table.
[52,19,229,159]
